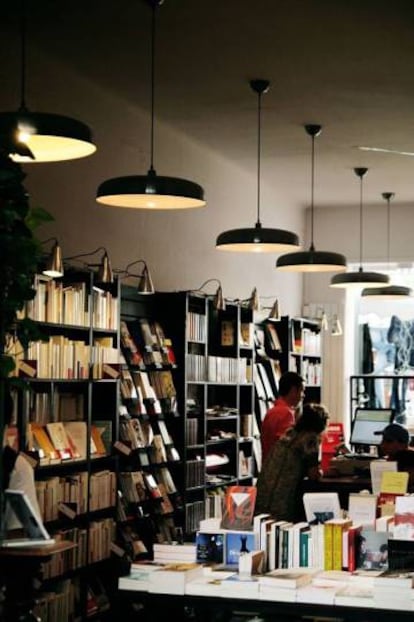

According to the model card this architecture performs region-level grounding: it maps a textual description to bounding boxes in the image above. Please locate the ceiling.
[2,0,414,208]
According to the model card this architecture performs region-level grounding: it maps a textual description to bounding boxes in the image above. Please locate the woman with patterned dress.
[255,403,329,522]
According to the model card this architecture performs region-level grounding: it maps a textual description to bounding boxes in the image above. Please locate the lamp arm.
[64,246,107,261]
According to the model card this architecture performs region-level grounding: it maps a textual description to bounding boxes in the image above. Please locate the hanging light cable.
[0,0,96,163]
[215,79,300,252]
[330,168,390,289]
[362,192,412,299]
[96,0,205,209]
[276,124,347,272]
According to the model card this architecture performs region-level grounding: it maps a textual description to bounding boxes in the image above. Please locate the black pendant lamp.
[0,0,96,163]
[330,168,390,289]
[362,192,412,299]
[276,125,347,272]
[215,79,300,252]
[96,0,205,210]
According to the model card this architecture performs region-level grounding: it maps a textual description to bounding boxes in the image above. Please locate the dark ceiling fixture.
[96,0,205,210]
[276,124,347,272]
[215,79,300,252]
[0,0,96,162]
[330,168,390,289]
[361,192,412,299]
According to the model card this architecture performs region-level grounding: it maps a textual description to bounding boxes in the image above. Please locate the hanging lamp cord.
[149,1,157,173]
[19,0,27,111]
[358,172,364,271]
[309,132,315,251]
[256,88,262,227]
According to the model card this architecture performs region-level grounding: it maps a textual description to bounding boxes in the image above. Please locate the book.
[224,531,257,567]
[355,527,389,571]
[219,573,260,598]
[258,568,316,589]
[372,569,414,588]
[195,532,225,564]
[388,538,414,571]
[220,485,257,530]
[148,562,204,595]
[334,584,375,608]
[393,494,414,539]
[348,492,378,527]
[119,562,166,592]
[46,422,73,460]
[302,492,341,524]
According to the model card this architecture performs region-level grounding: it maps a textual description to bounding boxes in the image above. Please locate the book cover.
[302,492,341,524]
[388,538,414,571]
[393,495,414,539]
[220,485,257,530]
[196,532,225,564]
[46,422,73,460]
[225,531,256,566]
[355,527,388,571]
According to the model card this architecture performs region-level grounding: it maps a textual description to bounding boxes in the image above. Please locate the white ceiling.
[2,0,414,209]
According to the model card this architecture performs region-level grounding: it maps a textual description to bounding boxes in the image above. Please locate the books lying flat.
[259,586,297,603]
[153,542,196,563]
[259,568,317,589]
[334,585,375,608]
[148,562,204,595]
[219,573,260,598]
[118,563,166,592]
[1,537,56,549]
[185,569,235,597]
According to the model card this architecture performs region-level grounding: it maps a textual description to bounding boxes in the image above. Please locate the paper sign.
[381,471,409,494]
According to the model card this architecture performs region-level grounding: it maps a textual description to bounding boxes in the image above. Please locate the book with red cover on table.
[220,485,256,530]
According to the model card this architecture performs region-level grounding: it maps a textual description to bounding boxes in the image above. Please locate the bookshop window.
[357,266,414,429]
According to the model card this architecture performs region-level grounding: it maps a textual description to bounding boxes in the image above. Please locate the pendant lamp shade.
[276,125,347,272]
[216,79,300,253]
[361,192,412,299]
[96,0,205,210]
[330,168,390,289]
[0,2,96,163]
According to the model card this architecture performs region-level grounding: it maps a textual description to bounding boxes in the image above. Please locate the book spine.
[324,522,333,571]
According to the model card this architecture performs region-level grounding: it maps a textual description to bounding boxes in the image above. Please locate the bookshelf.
[117,286,184,554]
[155,291,257,537]
[12,268,121,621]
[254,316,322,424]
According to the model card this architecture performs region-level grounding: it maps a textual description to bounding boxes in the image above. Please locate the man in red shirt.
[261,371,305,464]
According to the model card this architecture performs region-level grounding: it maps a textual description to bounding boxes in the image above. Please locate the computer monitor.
[350,408,394,448]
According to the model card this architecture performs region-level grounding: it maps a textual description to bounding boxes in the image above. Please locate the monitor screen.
[350,408,394,447]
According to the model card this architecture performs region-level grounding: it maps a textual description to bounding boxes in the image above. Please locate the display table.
[118,586,413,622]
[0,540,76,622]
[303,475,371,510]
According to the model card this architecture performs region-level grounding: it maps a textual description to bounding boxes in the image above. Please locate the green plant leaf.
[25,206,55,231]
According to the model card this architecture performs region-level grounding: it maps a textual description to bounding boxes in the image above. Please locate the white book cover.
[296,581,347,604]
[334,584,375,608]
[259,585,297,602]
[149,563,204,595]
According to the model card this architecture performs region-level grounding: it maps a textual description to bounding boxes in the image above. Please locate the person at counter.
[375,422,414,488]
[261,371,305,464]
[255,402,329,522]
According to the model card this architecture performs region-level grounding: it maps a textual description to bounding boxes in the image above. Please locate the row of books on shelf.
[26,419,110,464]
[26,274,118,330]
[19,337,119,379]
[255,360,280,404]
[120,368,177,409]
[292,325,321,356]
[120,319,176,367]
[118,467,178,507]
[34,469,116,521]
[293,358,322,386]
[118,417,180,461]
[187,311,207,342]
[26,391,85,425]
[187,354,252,383]
[220,321,254,348]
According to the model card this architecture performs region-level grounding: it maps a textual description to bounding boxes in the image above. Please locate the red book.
[220,485,257,530]
[347,524,362,572]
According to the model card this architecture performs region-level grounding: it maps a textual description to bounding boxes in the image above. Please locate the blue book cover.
[225,532,256,566]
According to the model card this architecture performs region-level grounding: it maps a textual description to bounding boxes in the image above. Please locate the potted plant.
[0,147,53,536]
